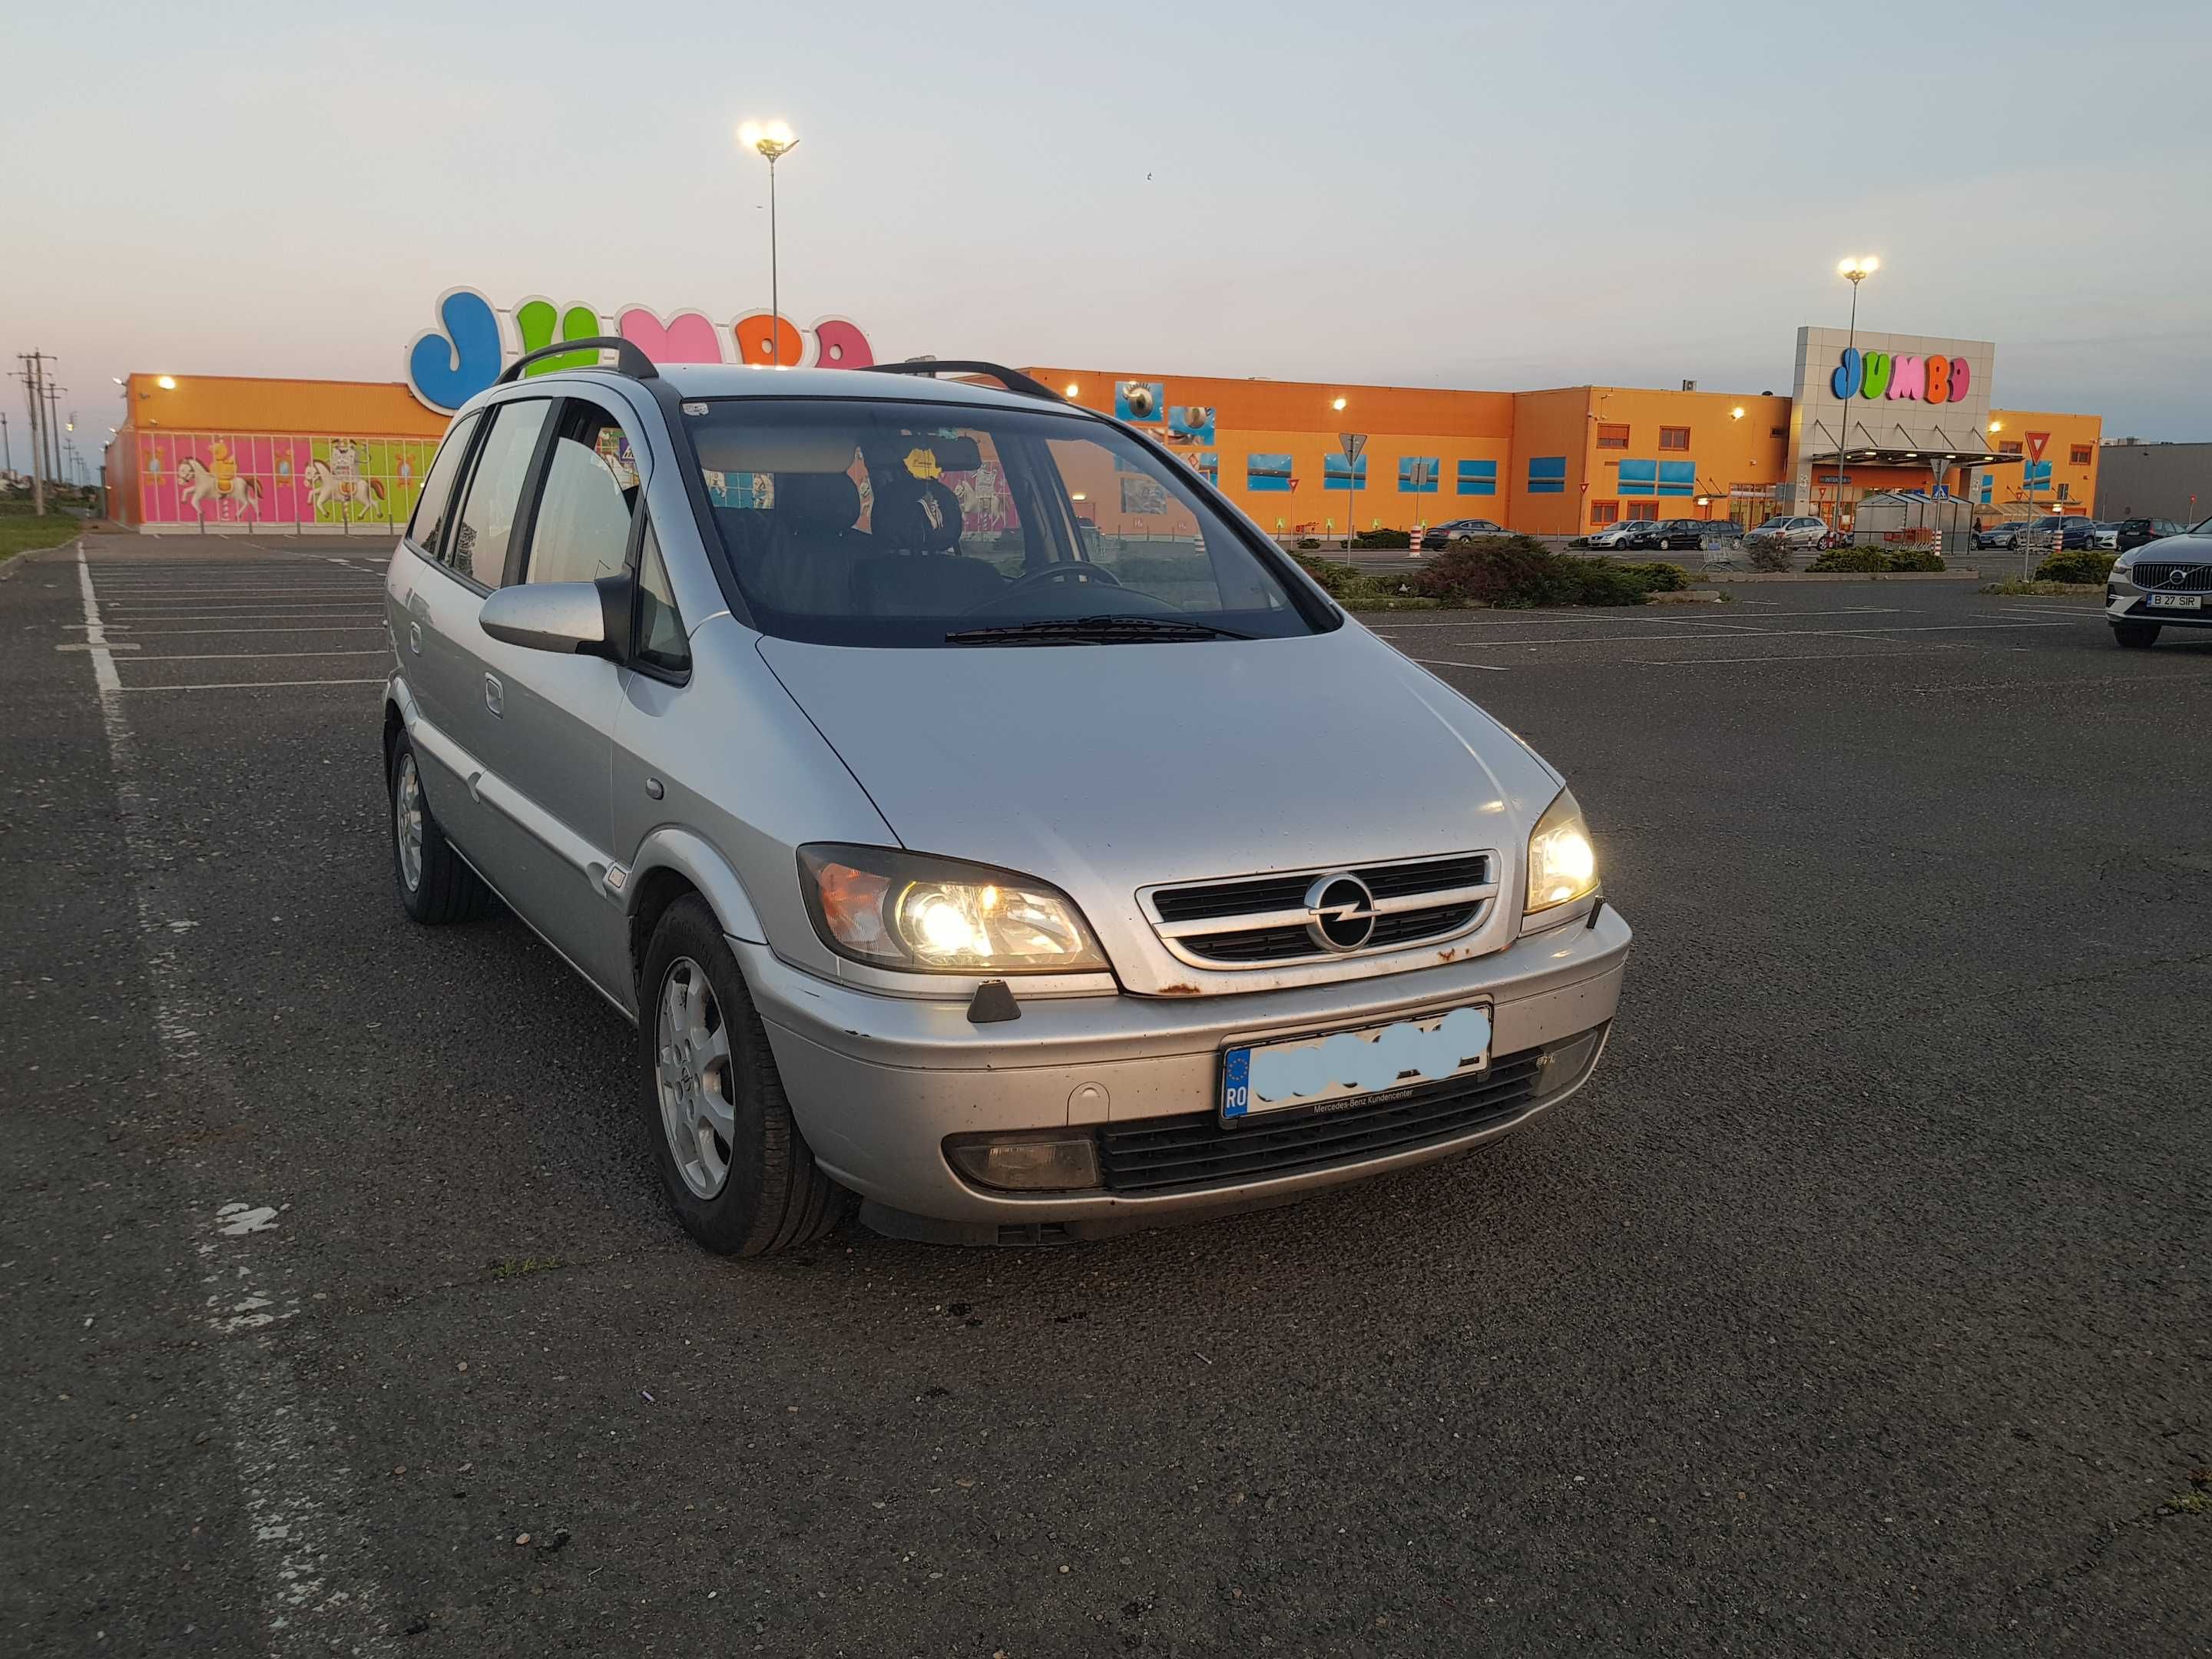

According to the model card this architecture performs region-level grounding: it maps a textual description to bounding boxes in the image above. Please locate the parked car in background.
[1744,515,1828,553]
[2059,517,2099,551]
[2108,517,2190,551]
[2107,518,2212,649]
[1651,518,1738,551]
[1975,521,2026,549]
[1418,518,1507,551]
[1587,518,1658,550]
[379,349,1632,1253]
[2090,522,2121,551]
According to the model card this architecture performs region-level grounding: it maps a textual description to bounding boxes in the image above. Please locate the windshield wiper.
[944,615,1251,645]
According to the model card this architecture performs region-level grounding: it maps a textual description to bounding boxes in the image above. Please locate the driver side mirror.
[478,574,633,661]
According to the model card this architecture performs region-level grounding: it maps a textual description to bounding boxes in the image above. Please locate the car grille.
[1145,853,1497,967]
[2130,562,2210,592]
[1095,1046,1543,1195]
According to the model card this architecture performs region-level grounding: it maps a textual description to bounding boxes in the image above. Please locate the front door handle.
[483,672,504,717]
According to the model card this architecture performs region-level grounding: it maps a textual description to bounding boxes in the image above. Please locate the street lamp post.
[738,121,800,366]
[1832,256,1879,541]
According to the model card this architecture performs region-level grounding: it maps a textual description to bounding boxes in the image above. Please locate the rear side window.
[408,412,481,555]
[525,401,641,587]
[447,399,552,588]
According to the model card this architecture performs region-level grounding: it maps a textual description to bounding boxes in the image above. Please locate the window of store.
[2057,483,2071,502]
[1617,459,1656,498]
[1525,456,1567,495]
[1398,456,1439,493]
[1998,441,2023,456]
[1595,423,1629,450]
[1658,426,1690,451]
[2068,445,2091,465]
[1590,500,1620,526]
[1455,459,1497,496]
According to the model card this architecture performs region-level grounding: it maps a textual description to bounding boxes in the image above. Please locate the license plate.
[2147,594,2201,611]
[1220,1005,1491,1123]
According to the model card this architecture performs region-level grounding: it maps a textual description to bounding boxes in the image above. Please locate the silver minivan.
[380,348,1631,1253]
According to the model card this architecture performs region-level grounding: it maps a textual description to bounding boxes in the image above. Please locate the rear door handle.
[407,621,422,654]
[483,672,504,717]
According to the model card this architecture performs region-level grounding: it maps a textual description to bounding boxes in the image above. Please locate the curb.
[1697,570,1980,584]
[0,535,84,584]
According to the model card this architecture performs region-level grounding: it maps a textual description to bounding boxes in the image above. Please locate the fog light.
[945,1131,1101,1193]
[1531,1024,1608,1098]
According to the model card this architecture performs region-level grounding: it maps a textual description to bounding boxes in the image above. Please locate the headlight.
[1525,790,1599,920]
[798,844,1108,974]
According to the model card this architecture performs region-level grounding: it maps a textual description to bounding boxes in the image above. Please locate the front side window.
[525,402,639,586]
[408,411,481,557]
[633,525,690,676]
[448,399,551,588]
[683,399,1317,647]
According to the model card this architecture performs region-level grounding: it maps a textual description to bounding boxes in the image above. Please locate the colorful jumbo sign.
[1832,347,1970,404]
[406,287,878,413]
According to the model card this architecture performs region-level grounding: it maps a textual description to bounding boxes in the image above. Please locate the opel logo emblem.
[1303,873,1377,953]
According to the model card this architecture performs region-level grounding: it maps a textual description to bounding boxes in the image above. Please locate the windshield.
[682,398,1318,647]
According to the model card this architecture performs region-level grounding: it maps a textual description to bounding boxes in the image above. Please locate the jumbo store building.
[1031,326,2101,539]
[104,315,2101,540]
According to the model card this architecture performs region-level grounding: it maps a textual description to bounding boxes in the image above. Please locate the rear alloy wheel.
[2111,621,2161,649]
[639,896,850,1256]
[388,733,491,924]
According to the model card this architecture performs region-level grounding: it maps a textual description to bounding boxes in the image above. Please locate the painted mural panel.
[137,430,433,526]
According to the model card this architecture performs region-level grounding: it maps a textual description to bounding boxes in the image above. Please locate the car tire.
[639,895,852,1257]
[2111,622,2161,649]
[389,732,492,925]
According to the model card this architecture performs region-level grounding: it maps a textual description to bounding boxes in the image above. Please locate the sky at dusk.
[6,0,2209,459]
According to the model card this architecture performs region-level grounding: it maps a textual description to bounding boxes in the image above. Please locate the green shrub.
[1412,535,1559,605]
[1412,537,1674,608]
[1617,560,1688,592]
[1747,540,1795,571]
[1809,545,1945,574]
[1295,536,1321,550]
[1352,526,1412,550]
[2034,547,2114,584]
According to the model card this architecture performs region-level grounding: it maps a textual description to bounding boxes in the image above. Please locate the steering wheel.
[975,562,1123,608]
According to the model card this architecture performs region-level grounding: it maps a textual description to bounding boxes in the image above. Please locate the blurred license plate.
[1220,1005,1491,1123]
[2147,594,2201,610]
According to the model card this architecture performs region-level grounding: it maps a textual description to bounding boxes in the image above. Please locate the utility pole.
[17,353,48,517]
[45,381,66,499]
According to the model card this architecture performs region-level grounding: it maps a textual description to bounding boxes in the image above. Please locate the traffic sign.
[1932,485,1949,499]
[2025,431,2050,462]
[1338,432,1366,463]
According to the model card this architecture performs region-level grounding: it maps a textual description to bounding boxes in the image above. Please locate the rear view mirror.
[480,577,629,659]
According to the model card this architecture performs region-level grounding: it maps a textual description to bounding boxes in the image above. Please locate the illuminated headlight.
[798,844,1108,974]
[1524,789,1600,921]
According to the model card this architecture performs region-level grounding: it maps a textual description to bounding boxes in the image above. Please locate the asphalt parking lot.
[5,537,2207,1657]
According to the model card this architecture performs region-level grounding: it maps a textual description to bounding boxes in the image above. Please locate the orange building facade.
[104,334,2101,538]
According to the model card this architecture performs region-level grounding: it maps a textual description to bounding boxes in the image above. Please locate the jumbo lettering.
[1833,345,1970,406]
[404,286,879,412]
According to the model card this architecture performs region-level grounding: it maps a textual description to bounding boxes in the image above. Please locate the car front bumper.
[738,902,1631,1236]
[2108,573,2212,628]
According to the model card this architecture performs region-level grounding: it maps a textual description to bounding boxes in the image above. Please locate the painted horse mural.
[302,458,387,522]
[174,456,262,522]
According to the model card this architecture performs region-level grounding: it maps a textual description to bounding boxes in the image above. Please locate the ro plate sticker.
[1223,1048,1253,1118]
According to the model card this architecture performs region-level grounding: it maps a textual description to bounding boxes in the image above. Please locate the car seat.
[856,475,1005,614]
[751,472,868,614]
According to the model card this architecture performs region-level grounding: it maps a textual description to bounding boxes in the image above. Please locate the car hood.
[2127,534,2212,560]
[756,624,1562,990]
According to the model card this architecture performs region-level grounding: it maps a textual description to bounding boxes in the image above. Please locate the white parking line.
[118,677,386,692]
[75,549,389,1655]
[1410,656,1510,672]
[1628,646,1977,667]
[125,649,389,662]
[1368,607,1906,627]
[64,624,386,637]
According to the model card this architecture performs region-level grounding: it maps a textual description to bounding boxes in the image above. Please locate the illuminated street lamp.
[1331,396,1347,412]
[737,120,800,366]
[1830,256,1879,538]
[156,374,177,389]
[1731,406,1746,420]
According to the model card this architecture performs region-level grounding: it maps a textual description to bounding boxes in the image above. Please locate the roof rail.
[870,359,1065,402]
[495,336,660,386]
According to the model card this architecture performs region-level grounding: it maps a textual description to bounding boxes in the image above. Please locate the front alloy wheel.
[655,957,735,1200]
